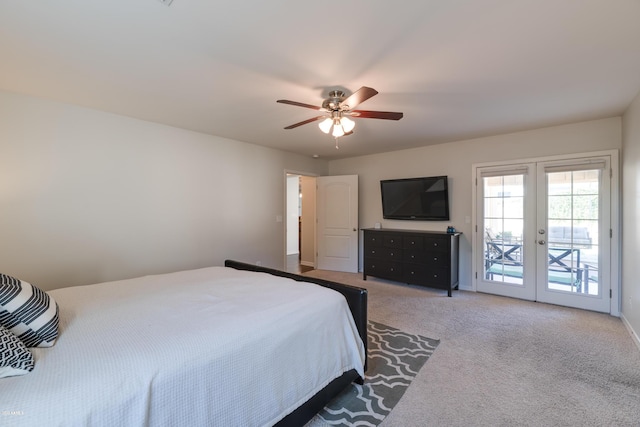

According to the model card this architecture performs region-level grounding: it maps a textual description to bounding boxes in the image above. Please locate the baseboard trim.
[620,313,640,352]
[300,260,314,267]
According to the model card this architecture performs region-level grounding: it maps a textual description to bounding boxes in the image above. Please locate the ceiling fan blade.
[284,116,326,129]
[340,86,378,109]
[350,110,404,120]
[277,99,322,110]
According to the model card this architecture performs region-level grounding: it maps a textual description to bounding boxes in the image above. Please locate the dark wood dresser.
[362,228,461,296]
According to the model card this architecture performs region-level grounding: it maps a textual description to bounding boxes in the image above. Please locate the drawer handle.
[433,257,438,261]
[411,255,415,259]
[390,268,394,272]
[433,274,438,278]
[390,252,394,256]
[433,243,438,247]
[372,250,376,254]
[411,241,415,245]
[410,271,415,275]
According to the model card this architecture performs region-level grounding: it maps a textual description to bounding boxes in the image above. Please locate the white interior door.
[475,155,614,313]
[316,175,358,273]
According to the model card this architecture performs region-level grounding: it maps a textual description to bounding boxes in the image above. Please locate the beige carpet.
[303,269,640,427]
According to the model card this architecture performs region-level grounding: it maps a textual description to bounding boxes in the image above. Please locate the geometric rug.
[309,321,440,426]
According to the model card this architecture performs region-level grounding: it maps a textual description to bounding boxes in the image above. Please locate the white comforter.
[0,267,365,427]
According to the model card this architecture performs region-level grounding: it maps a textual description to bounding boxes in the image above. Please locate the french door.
[475,154,614,313]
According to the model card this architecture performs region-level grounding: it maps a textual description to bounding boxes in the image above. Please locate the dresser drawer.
[364,259,403,280]
[382,234,403,248]
[403,249,448,266]
[364,232,384,248]
[424,236,448,252]
[403,235,424,250]
[403,263,428,284]
[403,249,423,264]
[365,246,402,261]
[424,251,448,266]
[427,266,449,285]
[403,265,448,286]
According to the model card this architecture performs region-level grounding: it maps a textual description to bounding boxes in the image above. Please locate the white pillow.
[0,274,59,347]
[0,325,35,378]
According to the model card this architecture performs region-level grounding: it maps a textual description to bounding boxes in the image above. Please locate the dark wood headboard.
[224,260,368,361]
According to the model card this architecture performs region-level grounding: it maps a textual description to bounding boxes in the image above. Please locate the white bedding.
[0,266,365,427]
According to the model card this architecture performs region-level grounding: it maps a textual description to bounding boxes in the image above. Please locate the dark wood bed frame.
[224,260,368,427]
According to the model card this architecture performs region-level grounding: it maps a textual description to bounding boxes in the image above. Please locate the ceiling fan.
[276,86,403,141]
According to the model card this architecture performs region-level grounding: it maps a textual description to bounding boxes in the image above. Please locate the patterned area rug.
[309,321,440,426]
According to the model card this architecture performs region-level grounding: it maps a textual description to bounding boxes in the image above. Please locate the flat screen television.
[380,176,450,220]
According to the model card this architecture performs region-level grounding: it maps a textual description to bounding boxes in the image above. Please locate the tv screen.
[380,176,450,220]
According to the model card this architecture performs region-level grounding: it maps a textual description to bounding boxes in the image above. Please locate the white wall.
[0,91,328,290]
[622,90,640,343]
[328,117,622,292]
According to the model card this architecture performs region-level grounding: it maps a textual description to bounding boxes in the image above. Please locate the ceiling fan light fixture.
[341,116,355,133]
[278,86,402,141]
[318,117,333,134]
[332,121,345,138]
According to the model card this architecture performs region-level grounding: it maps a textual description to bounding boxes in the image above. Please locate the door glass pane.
[546,170,600,295]
[483,175,525,285]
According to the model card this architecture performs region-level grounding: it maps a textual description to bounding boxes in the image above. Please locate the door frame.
[284,169,319,272]
[471,149,620,315]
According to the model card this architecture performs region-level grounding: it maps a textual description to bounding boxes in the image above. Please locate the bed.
[0,260,367,427]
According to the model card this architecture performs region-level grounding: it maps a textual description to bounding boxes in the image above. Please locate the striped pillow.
[0,325,35,378]
[0,274,59,348]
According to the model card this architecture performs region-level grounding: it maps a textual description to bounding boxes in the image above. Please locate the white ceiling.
[2,1,640,160]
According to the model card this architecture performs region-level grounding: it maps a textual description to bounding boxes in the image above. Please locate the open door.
[316,175,359,273]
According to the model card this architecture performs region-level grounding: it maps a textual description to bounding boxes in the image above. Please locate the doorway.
[286,174,316,274]
[284,173,359,274]
[473,151,619,314]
